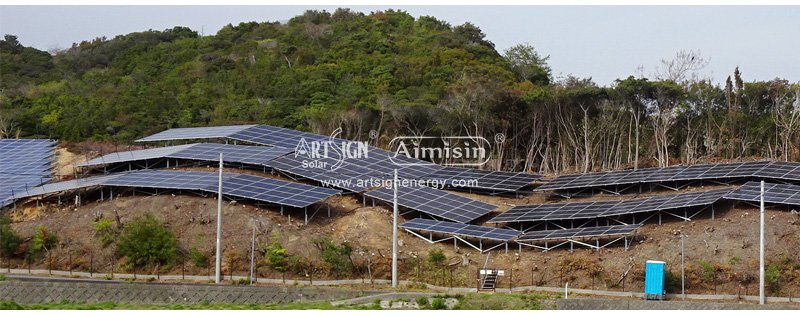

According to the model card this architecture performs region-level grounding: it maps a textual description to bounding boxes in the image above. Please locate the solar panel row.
[9,170,340,209]
[365,185,497,223]
[724,181,800,206]
[401,218,520,241]
[79,143,293,168]
[135,125,540,193]
[536,161,788,191]
[0,139,56,207]
[488,188,731,223]
[517,224,641,242]
[423,167,541,192]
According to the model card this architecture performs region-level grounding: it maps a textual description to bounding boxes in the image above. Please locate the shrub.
[92,219,119,248]
[189,247,207,268]
[765,264,782,293]
[699,260,715,282]
[312,237,353,277]
[0,216,21,259]
[263,236,289,272]
[430,297,446,310]
[415,296,429,307]
[427,248,446,266]
[116,213,177,268]
[28,226,58,256]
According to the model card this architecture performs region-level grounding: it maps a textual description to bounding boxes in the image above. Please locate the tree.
[28,225,58,257]
[116,213,177,268]
[312,237,353,277]
[504,43,552,85]
[0,216,21,260]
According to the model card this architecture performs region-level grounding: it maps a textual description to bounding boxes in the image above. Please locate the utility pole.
[760,180,765,305]
[215,153,223,284]
[392,169,399,288]
[250,219,256,285]
[680,234,686,300]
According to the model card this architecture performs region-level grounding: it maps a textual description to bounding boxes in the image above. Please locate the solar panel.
[724,181,800,206]
[517,224,641,242]
[227,125,334,148]
[135,125,258,142]
[79,144,197,167]
[488,188,731,223]
[167,143,293,165]
[10,170,340,209]
[423,167,540,192]
[0,139,56,207]
[535,161,792,192]
[79,143,293,168]
[365,185,497,223]
[400,218,519,241]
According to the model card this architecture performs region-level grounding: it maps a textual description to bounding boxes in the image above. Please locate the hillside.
[3,146,799,297]
[1,9,799,175]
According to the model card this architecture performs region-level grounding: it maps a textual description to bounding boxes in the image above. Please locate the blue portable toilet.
[644,260,666,300]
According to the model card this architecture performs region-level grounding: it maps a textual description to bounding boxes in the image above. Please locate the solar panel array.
[79,143,293,168]
[9,170,340,209]
[489,188,731,223]
[401,218,520,241]
[365,185,497,223]
[423,167,540,192]
[0,139,56,207]
[133,125,546,193]
[135,125,258,142]
[724,181,800,206]
[536,161,787,191]
[517,224,641,242]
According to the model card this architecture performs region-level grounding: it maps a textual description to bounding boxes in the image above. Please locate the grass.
[453,293,547,310]
[0,292,551,310]
[0,300,361,310]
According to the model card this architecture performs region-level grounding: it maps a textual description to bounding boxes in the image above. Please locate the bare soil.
[3,145,800,297]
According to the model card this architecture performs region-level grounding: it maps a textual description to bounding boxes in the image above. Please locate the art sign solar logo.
[294,127,369,171]
[388,134,502,167]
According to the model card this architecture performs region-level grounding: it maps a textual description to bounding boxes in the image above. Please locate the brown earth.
[3,145,800,297]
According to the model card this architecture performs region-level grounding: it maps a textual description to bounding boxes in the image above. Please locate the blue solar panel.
[79,143,293,168]
[489,188,731,223]
[400,218,519,241]
[517,224,641,242]
[366,185,497,223]
[0,139,55,207]
[9,170,340,209]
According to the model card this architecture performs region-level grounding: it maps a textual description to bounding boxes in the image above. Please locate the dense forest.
[1,9,798,174]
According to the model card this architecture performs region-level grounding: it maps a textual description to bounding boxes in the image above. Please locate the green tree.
[312,237,353,277]
[92,218,119,248]
[28,225,58,257]
[116,213,177,268]
[0,216,21,259]
[263,235,290,273]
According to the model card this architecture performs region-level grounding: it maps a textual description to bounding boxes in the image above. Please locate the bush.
[312,237,353,277]
[116,213,177,268]
[765,264,782,293]
[430,297,446,310]
[263,236,289,272]
[415,296,429,307]
[0,216,21,259]
[28,226,58,256]
[427,248,446,266]
[189,247,207,268]
[92,219,119,248]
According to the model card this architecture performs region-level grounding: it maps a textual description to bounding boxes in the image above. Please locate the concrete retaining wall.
[0,280,376,305]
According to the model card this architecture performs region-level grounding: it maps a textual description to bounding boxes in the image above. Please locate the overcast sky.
[1,5,798,86]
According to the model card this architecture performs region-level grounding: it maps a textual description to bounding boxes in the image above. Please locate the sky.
[1,5,798,86]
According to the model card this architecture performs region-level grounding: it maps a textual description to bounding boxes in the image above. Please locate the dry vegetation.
[3,145,800,297]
